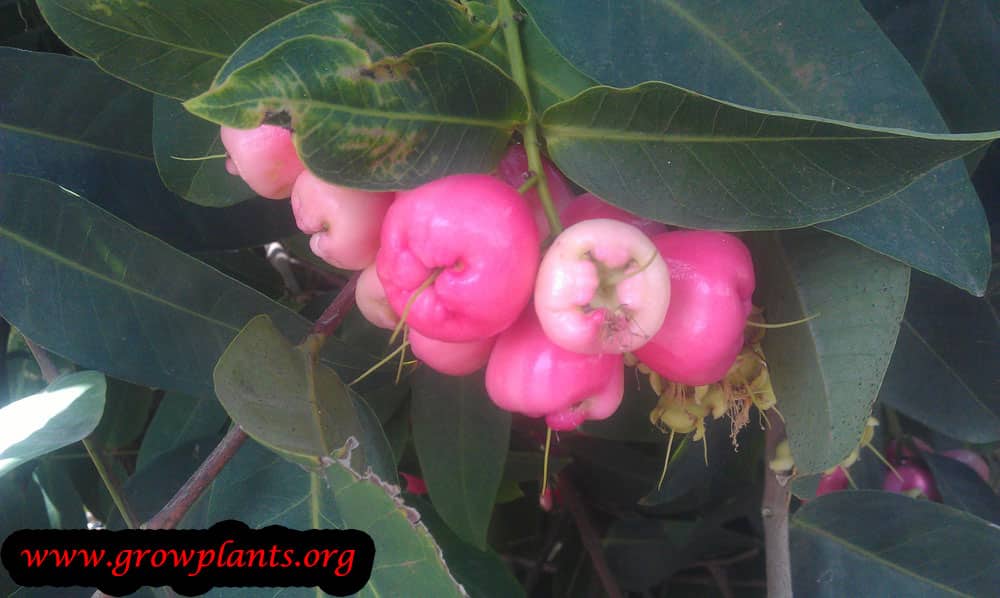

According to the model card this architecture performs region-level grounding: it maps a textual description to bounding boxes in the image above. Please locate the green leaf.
[183,439,468,597]
[213,315,396,481]
[0,47,297,251]
[185,38,528,190]
[751,230,910,474]
[924,452,1000,525]
[791,490,1000,596]
[135,392,227,471]
[524,0,990,293]
[0,466,51,596]
[35,0,306,99]
[90,379,155,450]
[542,83,995,230]
[0,174,370,402]
[112,439,213,527]
[33,459,87,529]
[0,371,106,478]
[578,368,663,443]
[879,270,1000,443]
[411,369,510,550]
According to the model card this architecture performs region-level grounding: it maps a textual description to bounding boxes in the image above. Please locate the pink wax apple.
[355,265,399,330]
[485,309,624,431]
[815,467,849,497]
[634,231,755,386]
[220,125,305,199]
[497,143,575,237]
[534,219,670,355]
[376,174,540,342]
[560,193,668,238]
[290,171,394,270]
[408,328,496,376]
[882,464,940,501]
[942,449,991,483]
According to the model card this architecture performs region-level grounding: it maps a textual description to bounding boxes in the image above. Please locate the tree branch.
[310,270,360,337]
[558,473,623,598]
[762,415,792,597]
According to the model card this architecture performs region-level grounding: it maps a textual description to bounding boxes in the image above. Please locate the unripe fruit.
[377,174,540,342]
[942,449,990,483]
[485,309,624,431]
[497,143,575,237]
[290,171,394,270]
[408,329,495,376]
[220,125,305,199]
[355,265,399,330]
[882,464,940,501]
[816,467,849,497]
[634,231,755,386]
[534,219,670,355]
[560,193,668,238]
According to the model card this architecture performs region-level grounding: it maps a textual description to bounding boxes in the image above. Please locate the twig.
[762,415,792,597]
[309,270,360,337]
[558,473,624,598]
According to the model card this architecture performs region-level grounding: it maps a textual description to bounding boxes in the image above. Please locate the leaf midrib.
[1,122,153,161]
[543,124,979,145]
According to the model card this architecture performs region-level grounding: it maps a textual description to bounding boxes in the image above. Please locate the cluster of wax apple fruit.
[221,125,756,431]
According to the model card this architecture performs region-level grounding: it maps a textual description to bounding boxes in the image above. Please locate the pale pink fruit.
[220,125,305,199]
[376,174,540,342]
[816,467,849,497]
[882,464,940,501]
[355,265,399,330]
[942,449,990,483]
[634,231,755,386]
[290,171,394,270]
[485,309,624,431]
[408,329,495,376]
[497,143,575,237]
[534,219,669,355]
[560,193,668,238]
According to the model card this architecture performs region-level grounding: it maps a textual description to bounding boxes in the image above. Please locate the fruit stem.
[540,426,553,500]
[389,268,442,346]
[498,0,563,236]
[170,153,227,161]
[656,429,677,490]
[745,312,820,328]
[517,174,539,193]
[395,326,409,385]
[349,341,409,387]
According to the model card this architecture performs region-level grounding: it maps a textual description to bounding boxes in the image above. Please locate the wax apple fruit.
[485,309,624,430]
[942,449,990,483]
[497,143,575,237]
[882,464,940,501]
[815,467,849,497]
[355,265,399,330]
[409,329,495,376]
[534,219,670,354]
[560,193,668,238]
[376,174,540,342]
[290,171,394,270]
[220,125,305,199]
[634,231,755,386]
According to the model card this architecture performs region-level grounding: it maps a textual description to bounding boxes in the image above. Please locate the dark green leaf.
[32,459,86,529]
[791,491,1000,596]
[135,392,227,471]
[186,38,528,190]
[0,47,297,251]
[880,270,1000,442]
[578,368,663,443]
[36,0,306,99]
[0,371,106,478]
[0,465,51,596]
[411,369,510,549]
[90,379,155,451]
[751,230,910,474]
[924,452,1000,525]
[183,439,467,597]
[110,439,213,528]
[542,83,995,230]
[193,248,287,299]
[0,174,369,401]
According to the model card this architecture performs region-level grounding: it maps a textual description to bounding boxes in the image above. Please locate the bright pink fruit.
[497,143,575,237]
[882,464,940,501]
[485,309,624,431]
[409,329,495,376]
[560,193,668,238]
[220,125,305,199]
[376,174,540,342]
[816,467,850,497]
[886,437,934,464]
[355,265,399,330]
[942,449,990,483]
[534,219,670,355]
[290,171,394,270]
[633,231,755,386]
[400,472,428,495]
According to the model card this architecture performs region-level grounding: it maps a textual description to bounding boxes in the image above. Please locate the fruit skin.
[560,193,668,238]
[355,265,399,330]
[534,219,670,355]
[376,174,540,342]
[882,464,941,501]
[634,231,755,386]
[815,467,849,497]
[408,329,496,376]
[220,125,305,199]
[942,449,990,483]
[400,472,428,495]
[497,143,575,237]
[485,308,624,431]
[290,171,394,270]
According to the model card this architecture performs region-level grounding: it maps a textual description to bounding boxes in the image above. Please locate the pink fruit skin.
[882,464,941,501]
[816,467,849,497]
[534,219,670,355]
[560,193,669,238]
[942,449,990,483]
[220,125,305,199]
[290,171,394,270]
[497,143,575,237]
[355,265,399,330]
[409,328,496,376]
[376,174,540,342]
[485,309,624,431]
[400,472,428,495]
[633,231,755,386]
